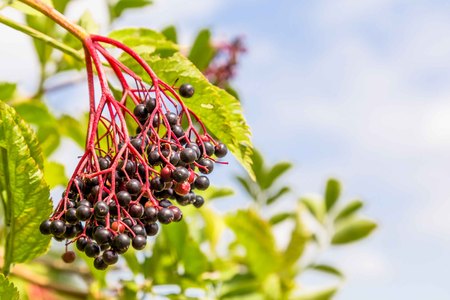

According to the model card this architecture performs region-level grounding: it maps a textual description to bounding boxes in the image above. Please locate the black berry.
[179,83,195,98]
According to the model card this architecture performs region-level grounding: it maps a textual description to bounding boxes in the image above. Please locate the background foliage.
[0,1,375,299]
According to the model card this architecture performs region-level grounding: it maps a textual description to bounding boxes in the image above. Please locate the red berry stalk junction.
[23,0,229,269]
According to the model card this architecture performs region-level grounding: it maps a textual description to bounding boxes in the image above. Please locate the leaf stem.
[0,14,83,62]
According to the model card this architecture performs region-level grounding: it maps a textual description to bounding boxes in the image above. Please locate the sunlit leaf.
[300,197,325,222]
[293,286,339,300]
[188,29,216,71]
[43,160,67,188]
[58,115,87,148]
[334,200,363,223]
[161,25,178,43]
[266,186,290,205]
[309,264,344,278]
[0,274,19,300]
[0,82,17,101]
[269,212,294,225]
[325,178,340,212]
[261,162,292,189]
[283,206,309,268]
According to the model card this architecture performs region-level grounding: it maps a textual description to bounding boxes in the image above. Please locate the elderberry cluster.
[39,83,228,270]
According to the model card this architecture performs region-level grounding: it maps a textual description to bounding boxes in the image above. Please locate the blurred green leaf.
[37,125,60,157]
[293,286,338,300]
[13,100,56,127]
[266,186,290,205]
[0,274,19,300]
[43,160,67,188]
[199,206,225,251]
[334,200,364,223]
[162,25,178,43]
[0,83,17,101]
[119,280,139,300]
[236,175,257,200]
[196,186,234,201]
[332,218,377,245]
[283,206,309,268]
[261,162,292,189]
[53,0,71,13]
[300,197,325,222]
[325,178,340,212]
[250,149,264,184]
[188,29,216,71]
[109,0,153,20]
[219,274,261,299]
[58,115,86,148]
[26,12,55,66]
[122,249,141,276]
[269,212,294,225]
[309,264,344,278]
[262,274,281,300]
[226,209,280,279]
[0,102,52,273]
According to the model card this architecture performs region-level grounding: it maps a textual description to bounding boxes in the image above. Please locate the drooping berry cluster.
[39,35,228,269]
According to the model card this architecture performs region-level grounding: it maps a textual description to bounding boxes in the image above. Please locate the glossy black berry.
[94,256,108,270]
[122,217,134,228]
[50,220,66,236]
[193,195,205,208]
[112,234,131,253]
[98,157,110,170]
[159,199,172,208]
[131,224,146,236]
[169,206,183,222]
[126,179,142,195]
[147,150,161,165]
[143,206,158,223]
[78,199,92,208]
[198,158,214,174]
[40,220,52,235]
[117,191,132,206]
[150,176,164,191]
[171,125,184,138]
[172,166,190,182]
[76,236,89,251]
[70,178,84,193]
[76,205,91,221]
[180,148,197,163]
[94,201,109,219]
[65,208,78,224]
[170,151,180,165]
[158,208,174,224]
[187,144,201,159]
[134,104,148,121]
[85,242,101,257]
[132,235,147,250]
[194,176,210,190]
[102,250,119,265]
[129,203,144,218]
[64,225,77,238]
[94,228,112,244]
[144,223,159,236]
[62,251,76,263]
[145,97,156,113]
[130,138,144,153]
[165,112,178,125]
[179,83,195,98]
[214,143,228,158]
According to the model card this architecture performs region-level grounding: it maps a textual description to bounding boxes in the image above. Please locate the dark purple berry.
[129,203,144,218]
[144,223,159,236]
[94,228,112,244]
[94,256,108,270]
[171,125,184,138]
[214,143,228,158]
[132,235,147,250]
[112,234,131,253]
[76,236,89,251]
[134,103,148,121]
[180,148,197,163]
[98,157,110,170]
[193,195,205,208]
[194,176,210,190]
[179,83,194,98]
[85,242,101,257]
[117,191,132,206]
[126,179,142,195]
[145,97,156,113]
[158,208,174,224]
[159,199,173,208]
[50,220,66,237]
[62,251,76,263]
[94,201,109,219]
[165,112,178,125]
[131,224,146,236]
[143,206,158,223]
[130,138,144,153]
[40,220,52,235]
[172,166,190,182]
[102,250,119,265]
[198,158,214,174]
[150,176,164,191]
[169,206,183,222]
[65,208,78,224]
[76,205,91,221]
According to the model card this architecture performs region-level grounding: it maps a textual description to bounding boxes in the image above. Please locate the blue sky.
[2,0,450,299]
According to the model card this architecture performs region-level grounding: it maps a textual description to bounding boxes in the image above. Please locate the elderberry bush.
[40,79,228,269]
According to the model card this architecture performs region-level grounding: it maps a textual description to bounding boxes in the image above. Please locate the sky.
[2,0,450,299]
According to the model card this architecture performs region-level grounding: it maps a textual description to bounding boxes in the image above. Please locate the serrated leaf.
[43,160,67,188]
[283,206,309,268]
[332,218,377,245]
[0,274,20,300]
[334,200,364,223]
[0,102,52,273]
[161,25,177,43]
[261,162,292,189]
[188,29,216,71]
[325,178,340,212]
[266,186,290,205]
[109,28,253,179]
[300,197,325,222]
[269,212,294,225]
[0,83,16,101]
[226,209,280,279]
[293,286,339,300]
[309,264,344,278]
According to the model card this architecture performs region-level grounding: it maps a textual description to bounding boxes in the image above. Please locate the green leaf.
[161,25,178,43]
[0,102,52,274]
[309,264,344,278]
[235,175,256,201]
[325,178,341,212]
[37,125,60,157]
[0,83,16,101]
[269,212,294,225]
[26,12,55,66]
[196,186,234,201]
[332,218,377,245]
[334,200,364,223]
[261,162,292,189]
[13,100,56,127]
[283,206,309,268]
[250,149,264,185]
[219,274,261,299]
[111,31,254,179]
[226,209,280,279]
[0,274,20,300]
[122,249,141,276]
[188,29,216,71]
[109,0,153,20]
[43,160,67,188]
[266,186,290,205]
[199,206,225,251]
[109,28,178,54]
[300,197,325,222]
[58,115,86,148]
[293,286,339,300]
